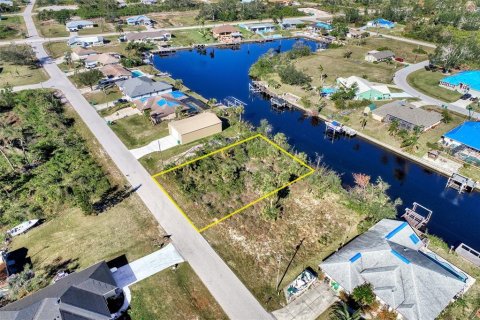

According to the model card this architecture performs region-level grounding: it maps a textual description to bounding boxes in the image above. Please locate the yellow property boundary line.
[151,134,315,233]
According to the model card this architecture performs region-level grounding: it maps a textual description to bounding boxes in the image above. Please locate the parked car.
[461,93,472,100]
[113,98,128,106]
[469,97,478,102]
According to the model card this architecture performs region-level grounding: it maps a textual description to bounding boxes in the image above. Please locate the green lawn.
[110,114,169,149]
[0,63,48,87]
[0,15,27,40]
[34,17,69,37]
[84,87,123,105]
[128,263,227,320]
[170,28,215,47]
[407,69,462,103]
[44,41,69,59]
[78,24,114,35]
[147,10,199,28]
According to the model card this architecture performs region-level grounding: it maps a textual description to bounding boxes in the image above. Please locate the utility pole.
[276,238,304,292]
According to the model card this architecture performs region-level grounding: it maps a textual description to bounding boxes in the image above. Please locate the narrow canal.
[153,39,480,251]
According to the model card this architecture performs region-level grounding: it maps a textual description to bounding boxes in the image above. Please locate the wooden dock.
[446,173,476,193]
[455,243,480,267]
[402,202,432,230]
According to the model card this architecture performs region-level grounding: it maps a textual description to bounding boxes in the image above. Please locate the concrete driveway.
[112,244,184,288]
[130,135,178,159]
[450,98,472,109]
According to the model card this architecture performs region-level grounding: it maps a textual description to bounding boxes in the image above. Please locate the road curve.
[21,0,273,319]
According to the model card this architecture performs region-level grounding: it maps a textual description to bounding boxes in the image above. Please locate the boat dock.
[445,173,476,193]
[402,202,432,230]
[455,243,480,267]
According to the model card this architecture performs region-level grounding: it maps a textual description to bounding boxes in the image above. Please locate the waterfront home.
[65,20,95,32]
[337,76,391,101]
[211,25,242,43]
[310,21,333,32]
[100,64,132,81]
[439,70,480,98]
[280,19,305,30]
[365,50,395,63]
[0,261,125,319]
[367,18,395,29]
[320,219,474,320]
[133,91,190,123]
[241,23,276,34]
[126,15,152,26]
[372,100,442,131]
[169,112,222,145]
[68,35,104,47]
[71,47,97,61]
[124,30,171,42]
[442,121,480,165]
[117,77,172,101]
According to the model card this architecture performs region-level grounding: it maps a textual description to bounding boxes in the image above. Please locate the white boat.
[343,126,357,137]
[7,219,40,237]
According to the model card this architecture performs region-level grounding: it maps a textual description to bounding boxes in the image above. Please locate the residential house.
[439,70,480,98]
[310,21,333,33]
[71,47,97,61]
[365,50,395,63]
[84,53,120,68]
[347,28,364,38]
[241,23,275,34]
[280,19,305,30]
[100,64,132,81]
[133,91,190,123]
[367,18,395,29]
[211,25,242,43]
[169,112,222,144]
[372,100,442,131]
[126,15,152,26]
[65,20,95,32]
[141,0,157,4]
[320,219,473,320]
[442,121,480,164]
[0,261,125,320]
[337,76,391,101]
[117,77,172,101]
[68,35,104,47]
[0,0,13,6]
[124,30,171,42]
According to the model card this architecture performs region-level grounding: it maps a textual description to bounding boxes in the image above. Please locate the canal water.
[153,39,480,251]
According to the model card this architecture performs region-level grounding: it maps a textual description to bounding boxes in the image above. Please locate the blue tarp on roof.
[374,18,395,26]
[315,22,333,30]
[441,70,480,92]
[170,91,186,99]
[444,121,480,152]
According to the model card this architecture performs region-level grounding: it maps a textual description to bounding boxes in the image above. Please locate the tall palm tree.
[330,301,361,320]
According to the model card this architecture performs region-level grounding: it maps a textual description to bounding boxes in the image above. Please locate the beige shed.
[168,112,222,145]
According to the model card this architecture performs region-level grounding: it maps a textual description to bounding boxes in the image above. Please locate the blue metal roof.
[441,70,480,92]
[444,121,480,151]
[385,222,408,239]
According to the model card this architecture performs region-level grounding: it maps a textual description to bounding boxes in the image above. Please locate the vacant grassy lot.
[407,69,462,103]
[0,15,26,40]
[44,41,69,59]
[0,63,48,87]
[156,135,312,230]
[110,114,169,149]
[128,263,227,320]
[34,17,69,37]
[78,23,114,35]
[170,28,215,47]
[148,10,199,28]
[84,86,123,105]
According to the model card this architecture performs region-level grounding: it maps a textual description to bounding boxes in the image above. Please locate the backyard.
[170,28,215,47]
[109,114,170,149]
[407,69,462,103]
[84,86,123,105]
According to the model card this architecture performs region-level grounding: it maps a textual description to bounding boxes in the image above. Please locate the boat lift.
[223,96,247,108]
[402,202,432,230]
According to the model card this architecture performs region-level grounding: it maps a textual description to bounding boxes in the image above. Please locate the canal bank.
[152,38,480,252]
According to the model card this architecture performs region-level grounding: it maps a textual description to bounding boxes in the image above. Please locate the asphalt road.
[21,1,273,318]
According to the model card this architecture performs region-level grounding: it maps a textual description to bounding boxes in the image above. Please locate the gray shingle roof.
[373,100,443,128]
[117,77,172,98]
[320,219,469,320]
[369,50,395,60]
[0,261,117,320]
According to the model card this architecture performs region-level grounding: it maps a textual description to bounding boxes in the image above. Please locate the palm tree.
[360,116,368,130]
[318,64,324,84]
[330,301,361,320]
[388,119,399,136]
[115,23,124,34]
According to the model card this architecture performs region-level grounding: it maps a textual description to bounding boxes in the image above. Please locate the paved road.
[393,60,480,119]
[21,1,273,319]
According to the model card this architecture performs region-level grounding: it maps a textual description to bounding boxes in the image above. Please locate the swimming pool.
[131,70,145,78]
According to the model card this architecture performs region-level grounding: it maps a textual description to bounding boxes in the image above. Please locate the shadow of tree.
[43,257,80,280]
[93,185,138,213]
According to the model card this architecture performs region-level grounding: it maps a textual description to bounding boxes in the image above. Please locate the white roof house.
[68,36,104,47]
[0,0,13,6]
[65,20,94,32]
[320,219,474,320]
[337,76,391,100]
[126,15,152,26]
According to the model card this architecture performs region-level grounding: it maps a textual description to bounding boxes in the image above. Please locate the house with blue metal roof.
[367,18,395,29]
[65,20,95,32]
[439,70,480,97]
[443,121,480,165]
[320,219,474,320]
